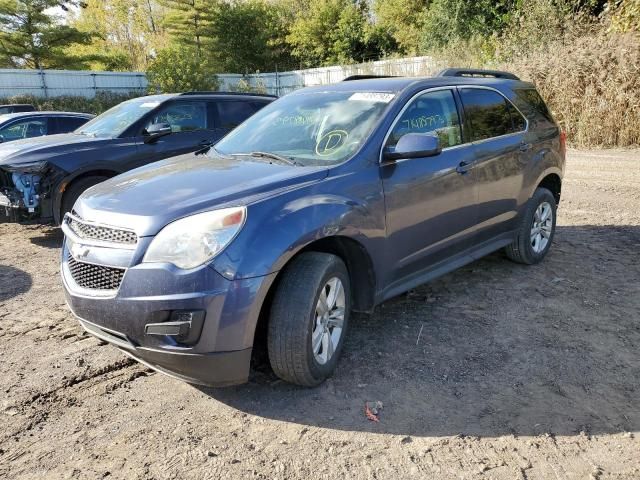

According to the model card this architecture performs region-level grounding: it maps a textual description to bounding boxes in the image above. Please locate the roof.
[180,91,277,99]
[294,75,534,96]
[124,92,276,104]
[0,111,95,122]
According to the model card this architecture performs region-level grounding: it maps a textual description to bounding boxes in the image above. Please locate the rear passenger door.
[458,87,529,245]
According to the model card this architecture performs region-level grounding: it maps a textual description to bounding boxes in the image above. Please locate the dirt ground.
[1,149,639,479]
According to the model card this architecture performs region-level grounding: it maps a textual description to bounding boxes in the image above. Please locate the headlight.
[143,207,246,269]
[3,160,48,173]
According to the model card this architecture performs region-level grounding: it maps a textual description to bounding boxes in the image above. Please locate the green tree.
[157,0,216,57]
[207,0,294,73]
[68,0,167,71]
[286,0,384,67]
[374,0,430,55]
[419,0,516,50]
[147,46,219,92]
[0,0,94,69]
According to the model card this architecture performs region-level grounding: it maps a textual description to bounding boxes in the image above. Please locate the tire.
[61,176,109,219]
[505,187,557,264]
[267,252,351,386]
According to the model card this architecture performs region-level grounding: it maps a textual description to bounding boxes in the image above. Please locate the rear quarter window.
[216,101,259,129]
[54,116,90,133]
[513,88,555,125]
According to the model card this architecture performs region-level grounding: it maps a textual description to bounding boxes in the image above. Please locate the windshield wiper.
[233,151,299,166]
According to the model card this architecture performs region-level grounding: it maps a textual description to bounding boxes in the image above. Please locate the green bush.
[147,48,219,93]
[228,78,269,95]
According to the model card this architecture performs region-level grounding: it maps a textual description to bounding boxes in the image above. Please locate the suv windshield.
[213,91,394,166]
[77,98,164,138]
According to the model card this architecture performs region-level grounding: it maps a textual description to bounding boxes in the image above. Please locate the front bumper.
[78,318,253,386]
[61,224,277,387]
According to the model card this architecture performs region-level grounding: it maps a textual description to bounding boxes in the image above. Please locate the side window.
[145,101,207,133]
[459,89,519,141]
[514,88,553,123]
[387,89,462,149]
[507,103,527,132]
[0,119,48,141]
[216,101,259,129]
[251,101,271,112]
[54,116,89,133]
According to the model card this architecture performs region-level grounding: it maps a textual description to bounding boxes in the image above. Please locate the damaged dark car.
[0,92,275,223]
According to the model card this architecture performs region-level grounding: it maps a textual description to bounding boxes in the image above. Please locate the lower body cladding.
[61,240,277,387]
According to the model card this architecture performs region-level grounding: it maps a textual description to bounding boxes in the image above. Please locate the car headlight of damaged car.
[2,160,49,173]
[143,207,246,269]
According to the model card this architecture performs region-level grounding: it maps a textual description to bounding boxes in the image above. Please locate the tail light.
[560,130,567,157]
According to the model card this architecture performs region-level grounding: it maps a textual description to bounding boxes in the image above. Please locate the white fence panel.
[0,69,148,98]
[219,56,444,96]
[1,56,443,99]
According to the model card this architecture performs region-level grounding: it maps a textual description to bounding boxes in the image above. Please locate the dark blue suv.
[0,92,274,223]
[61,69,565,387]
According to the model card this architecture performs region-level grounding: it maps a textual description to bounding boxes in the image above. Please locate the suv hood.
[0,133,110,167]
[74,152,329,237]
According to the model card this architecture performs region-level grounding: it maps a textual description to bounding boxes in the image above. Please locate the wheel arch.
[53,168,121,223]
[249,234,377,365]
[537,172,562,204]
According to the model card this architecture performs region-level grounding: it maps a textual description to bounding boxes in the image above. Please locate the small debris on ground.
[364,401,383,422]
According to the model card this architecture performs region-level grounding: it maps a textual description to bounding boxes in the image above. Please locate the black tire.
[505,187,557,264]
[267,252,351,386]
[61,176,108,218]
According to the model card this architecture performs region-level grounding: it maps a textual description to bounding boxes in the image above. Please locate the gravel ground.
[1,149,639,479]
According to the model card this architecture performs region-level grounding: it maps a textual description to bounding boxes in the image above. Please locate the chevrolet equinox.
[61,69,565,387]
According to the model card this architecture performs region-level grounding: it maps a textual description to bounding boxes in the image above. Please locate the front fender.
[211,167,386,282]
[51,162,123,224]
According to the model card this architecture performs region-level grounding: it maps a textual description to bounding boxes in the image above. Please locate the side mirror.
[0,135,4,144]
[143,123,172,143]
[383,133,441,161]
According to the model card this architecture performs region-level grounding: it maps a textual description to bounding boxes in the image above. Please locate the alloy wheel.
[530,201,553,253]
[312,277,345,365]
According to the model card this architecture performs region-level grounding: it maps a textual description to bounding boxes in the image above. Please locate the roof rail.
[437,68,520,81]
[342,75,398,81]
[180,91,278,98]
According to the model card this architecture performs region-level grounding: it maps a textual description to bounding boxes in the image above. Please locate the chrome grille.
[67,216,137,245]
[67,254,125,291]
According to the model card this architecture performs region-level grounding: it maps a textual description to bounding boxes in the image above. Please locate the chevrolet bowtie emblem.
[71,243,90,260]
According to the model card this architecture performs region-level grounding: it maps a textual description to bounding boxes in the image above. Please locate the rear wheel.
[505,187,557,264]
[267,252,351,386]
[61,176,108,219]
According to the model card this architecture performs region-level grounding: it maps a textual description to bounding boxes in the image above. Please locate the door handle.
[519,142,532,152]
[456,160,471,174]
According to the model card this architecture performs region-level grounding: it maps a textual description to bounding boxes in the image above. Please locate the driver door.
[380,88,478,288]
[131,100,214,169]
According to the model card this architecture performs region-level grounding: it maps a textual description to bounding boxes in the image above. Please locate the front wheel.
[505,187,557,264]
[267,252,351,386]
